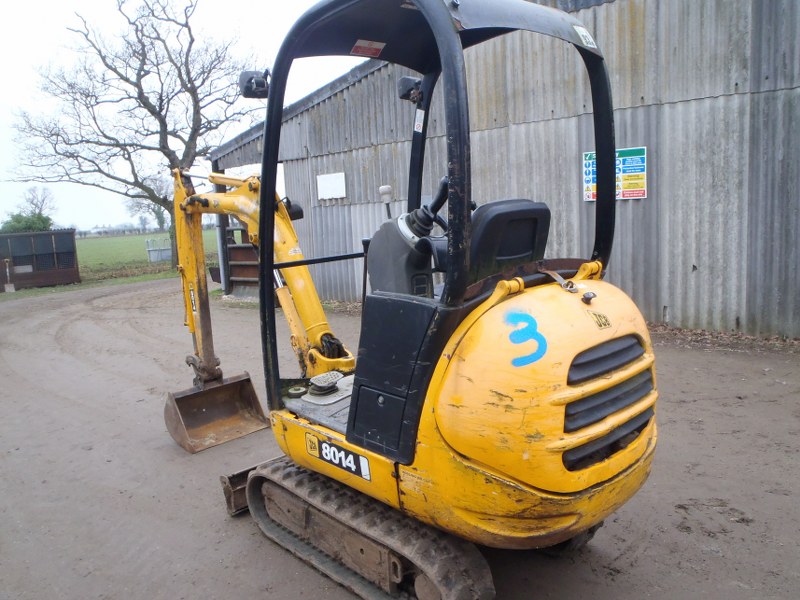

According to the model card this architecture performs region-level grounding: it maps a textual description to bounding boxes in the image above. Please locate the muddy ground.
[0,279,798,599]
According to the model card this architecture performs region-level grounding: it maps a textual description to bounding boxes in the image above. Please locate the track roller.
[245,456,495,600]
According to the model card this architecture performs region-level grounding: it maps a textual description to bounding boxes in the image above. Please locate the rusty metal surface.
[164,372,268,454]
[227,244,259,292]
[220,463,261,516]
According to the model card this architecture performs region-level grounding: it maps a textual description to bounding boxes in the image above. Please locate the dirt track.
[1,279,798,599]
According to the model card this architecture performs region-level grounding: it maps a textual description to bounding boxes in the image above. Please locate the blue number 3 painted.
[505,312,548,367]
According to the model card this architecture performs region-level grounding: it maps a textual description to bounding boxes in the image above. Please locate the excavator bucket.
[164,372,268,453]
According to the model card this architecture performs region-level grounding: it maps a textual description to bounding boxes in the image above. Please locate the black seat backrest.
[469,199,550,282]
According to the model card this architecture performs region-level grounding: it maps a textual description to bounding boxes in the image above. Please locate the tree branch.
[14,0,260,220]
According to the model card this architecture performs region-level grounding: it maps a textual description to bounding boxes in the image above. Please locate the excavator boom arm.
[172,169,354,379]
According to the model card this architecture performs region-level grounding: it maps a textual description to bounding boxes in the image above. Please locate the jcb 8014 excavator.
[167,1,658,598]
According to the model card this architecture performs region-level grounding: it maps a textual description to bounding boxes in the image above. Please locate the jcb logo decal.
[587,310,612,329]
[305,432,320,457]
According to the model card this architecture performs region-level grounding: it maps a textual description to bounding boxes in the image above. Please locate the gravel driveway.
[1,279,797,599]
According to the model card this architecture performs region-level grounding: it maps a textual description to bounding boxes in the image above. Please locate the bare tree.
[127,175,171,231]
[14,0,256,242]
[0,187,56,233]
[21,187,57,217]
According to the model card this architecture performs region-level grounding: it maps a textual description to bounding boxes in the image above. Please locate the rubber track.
[248,456,495,600]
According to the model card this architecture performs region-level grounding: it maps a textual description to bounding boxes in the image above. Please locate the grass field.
[76,230,219,282]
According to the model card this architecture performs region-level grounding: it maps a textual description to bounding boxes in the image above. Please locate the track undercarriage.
[242,456,495,600]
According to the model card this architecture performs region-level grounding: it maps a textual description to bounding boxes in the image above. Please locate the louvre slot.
[564,370,653,432]
[568,335,644,385]
[563,408,654,471]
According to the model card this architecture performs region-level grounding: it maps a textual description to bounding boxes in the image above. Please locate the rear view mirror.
[239,69,271,99]
[397,76,422,103]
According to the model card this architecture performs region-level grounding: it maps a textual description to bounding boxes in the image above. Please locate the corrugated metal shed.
[0,230,81,291]
[211,0,799,337]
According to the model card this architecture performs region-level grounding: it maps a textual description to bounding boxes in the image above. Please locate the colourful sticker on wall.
[583,147,647,201]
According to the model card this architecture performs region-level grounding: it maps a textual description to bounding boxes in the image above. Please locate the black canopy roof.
[286,0,602,74]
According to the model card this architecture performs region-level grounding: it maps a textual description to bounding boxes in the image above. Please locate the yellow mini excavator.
[167,1,658,598]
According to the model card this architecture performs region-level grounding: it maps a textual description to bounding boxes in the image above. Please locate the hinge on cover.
[539,261,604,293]
[538,268,579,293]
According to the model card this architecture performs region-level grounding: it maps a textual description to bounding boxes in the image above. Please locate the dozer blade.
[164,372,268,453]
[220,463,260,516]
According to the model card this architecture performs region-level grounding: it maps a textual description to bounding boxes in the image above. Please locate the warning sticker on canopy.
[351,39,386,58]
[573,25,598,49]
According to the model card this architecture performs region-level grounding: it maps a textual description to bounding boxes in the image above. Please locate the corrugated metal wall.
[212,0,799,337]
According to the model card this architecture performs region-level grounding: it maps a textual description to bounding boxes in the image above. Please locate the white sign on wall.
[316,172,347,201]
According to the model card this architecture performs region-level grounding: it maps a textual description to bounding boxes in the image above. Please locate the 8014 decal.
[306,433,371,481]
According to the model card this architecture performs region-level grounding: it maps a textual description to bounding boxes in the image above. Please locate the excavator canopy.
[284,0,604,72]
[253,0,618,410]
[258,0,616,311]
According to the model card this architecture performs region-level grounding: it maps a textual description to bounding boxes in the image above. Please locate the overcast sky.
[0,0,360,230]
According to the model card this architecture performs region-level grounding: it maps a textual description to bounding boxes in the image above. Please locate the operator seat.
[468,198,551,282]
[369,199,551,296]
